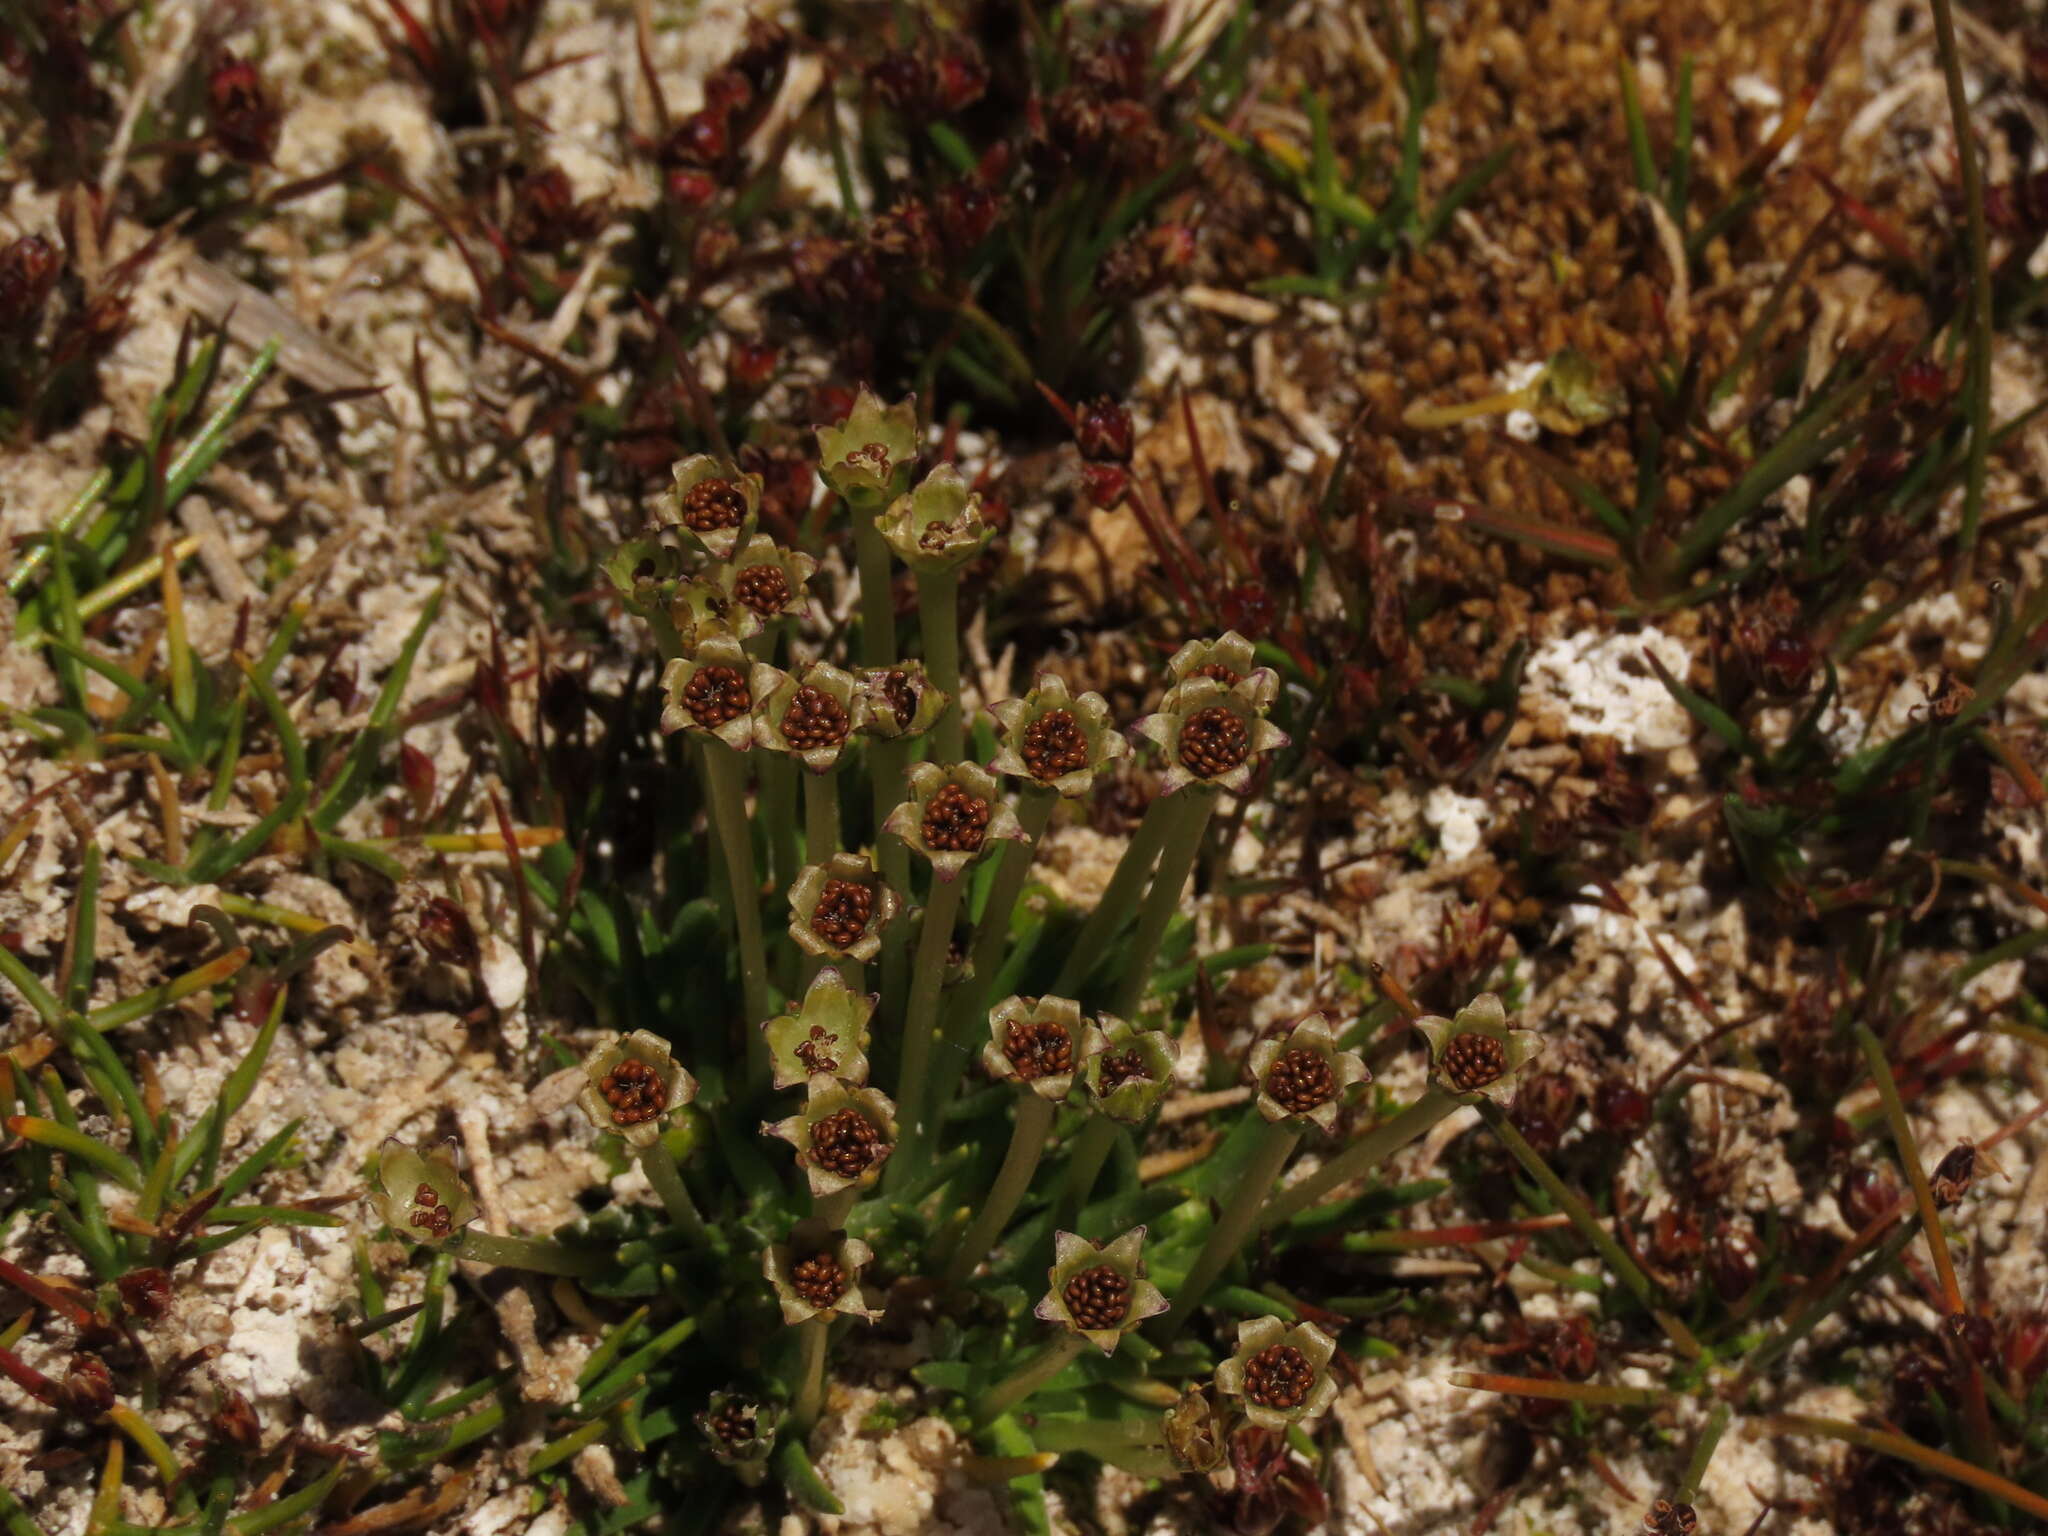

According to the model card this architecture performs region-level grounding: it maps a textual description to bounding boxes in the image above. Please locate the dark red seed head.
[1594,1077,1649,1135]
[1097,1049,1152,1092]
[790,1251,847,1308]
[1441,1033,1507,1092]
[118,1268,172,1322]
[810,878,875,949]
[809,1107,885,1178]
[1061,1265,1131,1330]
[600,1057,669,1126]
[921,783,991,852]
[1002,1019,1074,1081]
[1241,1344,1314,1409]
[206,51,280,165]
[1178,705,1250,778]
[1020,709,1091,780]
[1075,397,1134,463]
[1264,1048,1335,1115]
[683,665,750,728]
[679,477,748,533]
[781,686,850,751]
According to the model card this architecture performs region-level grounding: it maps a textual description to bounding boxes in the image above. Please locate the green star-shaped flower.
[1215,1317,1339,1430]
[761,967,876,1090]
[990,673,1128,798]
[1412,992,1541,1106]
[1035,1227,1170,1354]
[1244,1014,1370,1133]
[369,1139,477,1250]
[574,1029,699,1150]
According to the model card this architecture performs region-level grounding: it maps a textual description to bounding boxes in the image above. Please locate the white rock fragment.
[1522,624,1697,752]
[1423,784,1490,862]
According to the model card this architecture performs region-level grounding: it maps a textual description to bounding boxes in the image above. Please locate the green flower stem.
[640,1139,711,1246]
[804,767,841,862]
[975,1333,1088,1426]
[926,789,1057,1129]
[791,1318,830,1432]
[815,1186,860,1229]
[916,569,963,763]
[887,874,967,1189]
[870,736,914,1026]
[1736,1221,1917,1388]
[1052,1114,1119,1232]
[1478,1102,1700,1358]
[453,1229,610,1277]
[1259,1088,1461,1229]
[1855,1024,1963,1314]
[852,509,896,666]
[1676,1401,1731,1505]
[1052,798,1172,996]
[1024,1415,1165,1453]
[701,740,772,1049]
[943,1094,1058,1289]
[1760,1413,2048,1524]
[1110,789,1218,1020]
[759,753,800,891]
[1161,1119,1302,1339]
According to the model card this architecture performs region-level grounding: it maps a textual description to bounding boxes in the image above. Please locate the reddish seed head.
[1178,705,1251,778]
[1838,1164,1898,1228]
[1441,1033,1506,1092]
[790,1251,848,1307]
[1594,1077,1649,1135]
[1002,1020,1074,1081]
[1542,1317,1598,1380]
[1080,461,1130,509]
[601,1058,669,1126]
[809,1107,885,1178]
[680,477,748,533]
[731,565,792,619]
[1643,1501,1697,1536]
[1075,397,1134,463]
[1264,1048,1335,1115]
[683,665,750,728]
[935,180,1001,253]
[920,783,991,852]
[0,235,63,334]
[118,1268,172,1322]
[1062,1265,1131,1330]
[1895,357,1947,405]
[781,686,851,751]
[206,51,280,165]
[1242,1344,1314,1409]
[1020,708,1091,781]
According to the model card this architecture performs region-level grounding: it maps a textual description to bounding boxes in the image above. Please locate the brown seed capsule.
[1594,1077,1649,1135]
[60,1353,116,1415]
[1241,1344,1314,1409]
[414,1184,439,1207]
[1190,662,1242,686]
[1441,1033,1507,1092]
[1929,1142,1977,1209]
[418,896,480,970]
[683,665,751,728]
[213,1387,263,1452]
[810,879,875,949]
[1061,1265,1131,1330]
[790,1252,848,1308]
[1542,1317,1598,1380]
[1097,1049,1152,1091]
[1838,1164,1898,1229]
[733,563,792,616]
[781,686,851,751]
[809,1108,885,1178]
[1002,1020,1074,1081]
[0,234,63,335]
[1019,709,1091,781]
[1264,1048,1336,1116]
[117,1268,173,1322]
[920,783,991,852]
[1643,1499,1697,1536]
[1178,705,1250,778]
[680,477,749,532]
[600,1058,669,1126]
[883,670,920,728]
